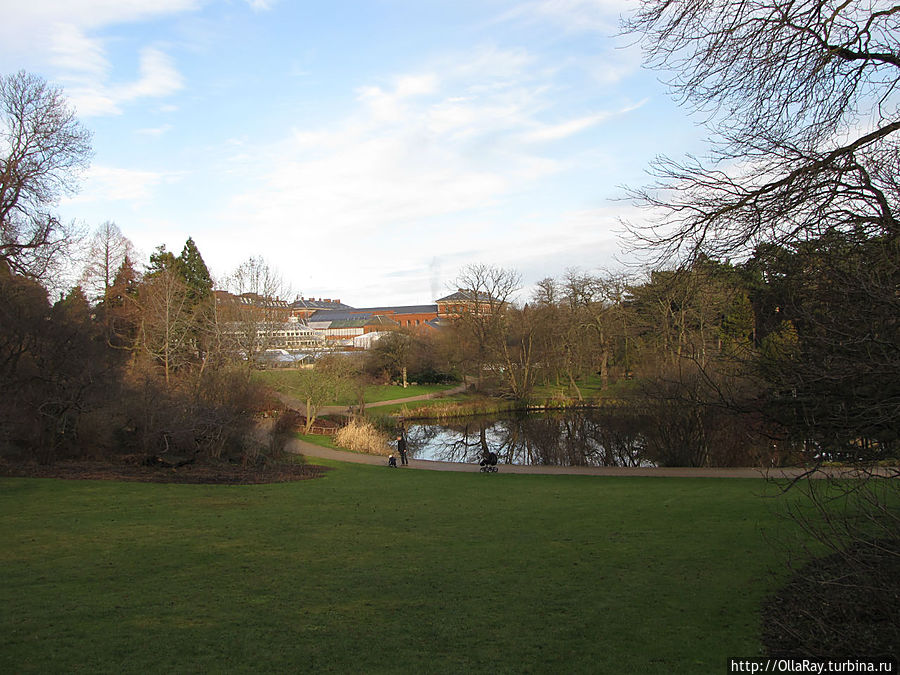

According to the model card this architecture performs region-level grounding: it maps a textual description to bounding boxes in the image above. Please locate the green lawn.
[1,464,813,673]
[531,374,642,402]
[254,370,458,405]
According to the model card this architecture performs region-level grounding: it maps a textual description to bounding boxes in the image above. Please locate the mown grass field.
[253,371,458,406]
[1,461,813,673]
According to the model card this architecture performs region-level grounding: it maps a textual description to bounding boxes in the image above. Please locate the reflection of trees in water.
[407,409,652,467]
[406,417,495,463]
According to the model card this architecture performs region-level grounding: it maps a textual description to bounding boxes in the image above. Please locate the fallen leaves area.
[762,539,900,661]
[0,458,329,485]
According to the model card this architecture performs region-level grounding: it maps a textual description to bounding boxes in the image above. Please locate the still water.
[402,409,657,467]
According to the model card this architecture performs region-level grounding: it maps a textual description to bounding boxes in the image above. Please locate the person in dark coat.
[397,435,408,465]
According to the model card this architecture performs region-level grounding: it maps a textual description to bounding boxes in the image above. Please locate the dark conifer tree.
[177,237,213,301]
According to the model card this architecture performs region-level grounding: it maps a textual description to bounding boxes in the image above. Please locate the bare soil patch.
[0,458,329,484]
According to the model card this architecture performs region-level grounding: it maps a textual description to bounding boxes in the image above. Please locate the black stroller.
[479,451,499,473]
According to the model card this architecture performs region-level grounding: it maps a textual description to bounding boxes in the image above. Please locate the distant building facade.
[210,287,498,355]
[436,289,497,318]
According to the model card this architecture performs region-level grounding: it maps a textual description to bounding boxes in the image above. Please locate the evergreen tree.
[147,245,178,277]
[105,255,140,349]
[177,237,213,301]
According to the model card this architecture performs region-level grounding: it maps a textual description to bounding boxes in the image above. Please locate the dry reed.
[334,418,392,455]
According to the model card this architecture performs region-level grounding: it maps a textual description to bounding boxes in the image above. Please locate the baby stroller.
[479,451,499,473]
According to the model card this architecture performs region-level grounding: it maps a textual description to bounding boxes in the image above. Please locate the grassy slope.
[253,371,457,405]
[0,465,808,674]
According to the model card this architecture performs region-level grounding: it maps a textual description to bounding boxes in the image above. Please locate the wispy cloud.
[226,47,558,230]
[48,23,111,81]
[116,48,184,101]
[2,2,195,116]
[496,0,632,33]
[210,45,633,303]
[522,97,646,143]
[66,165,182,205]
[136,124,174,137]
[52,30,185,117]
[522,112,613,143]
[6,1,201,30]
[0,0,203,52]
[245,0,278,11]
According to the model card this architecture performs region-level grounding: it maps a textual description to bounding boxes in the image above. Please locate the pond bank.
[283,434,885,479]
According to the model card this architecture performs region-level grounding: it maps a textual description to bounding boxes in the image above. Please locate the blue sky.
[1,0,704,305]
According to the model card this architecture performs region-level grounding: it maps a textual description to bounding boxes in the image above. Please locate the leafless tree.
[562,268,633,388]
[451,264,527,396]
[624,0,900,264]
[224,256,291,360]
[0,71,92,280]
[137,267,195,386]
[79,221,134,302]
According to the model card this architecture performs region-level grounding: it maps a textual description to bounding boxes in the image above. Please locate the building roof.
[436,289,495,303]
[307,309,366,323]
[291,297,353,311]
[328,315,399,329]
[426,317,451,329]
[214,290,290,309]
[354,304,438,315]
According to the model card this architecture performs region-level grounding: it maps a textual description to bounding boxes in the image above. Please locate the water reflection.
[404,409,655,467]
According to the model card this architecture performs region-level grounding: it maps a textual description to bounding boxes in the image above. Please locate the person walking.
[397,434,408,466]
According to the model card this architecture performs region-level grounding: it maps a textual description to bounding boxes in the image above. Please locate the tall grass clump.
[334,417,391,455]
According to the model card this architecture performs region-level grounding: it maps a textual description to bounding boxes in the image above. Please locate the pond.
[401,409,657,467]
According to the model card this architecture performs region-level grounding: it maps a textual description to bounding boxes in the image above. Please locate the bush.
[334,418,391,455]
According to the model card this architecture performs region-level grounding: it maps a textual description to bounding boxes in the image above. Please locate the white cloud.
[396,74,439,98]
[66,165,180,205]
[590,43,644,86]
[136,124,174,137]
[49,23,111,81]
[60,44,185,117]
[0,0,203,47]
[1,1,193,116]
[227,48,564,233]
[357,73,441,123]
[245,0,277,10]
[209,45,638,305]
[521,98,646,142]
[522,112,613,143]
[500,0,634,33]
[116,48,184,100]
